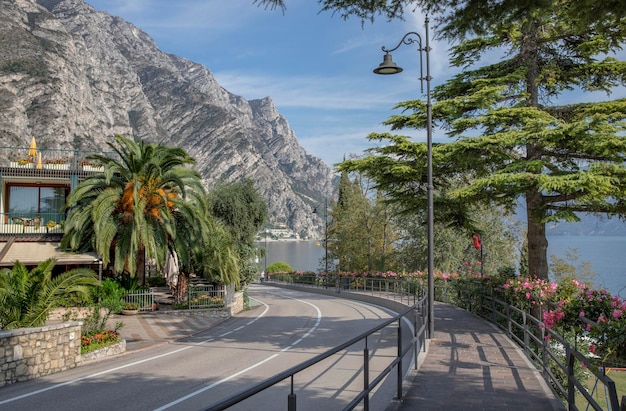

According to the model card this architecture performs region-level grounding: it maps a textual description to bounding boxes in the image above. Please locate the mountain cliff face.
[0,0,333,237]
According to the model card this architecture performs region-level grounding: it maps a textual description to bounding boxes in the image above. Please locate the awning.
[0,242,98,267]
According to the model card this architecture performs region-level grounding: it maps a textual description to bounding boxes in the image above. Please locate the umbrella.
[164,250,179,289]
[28,137,37,157]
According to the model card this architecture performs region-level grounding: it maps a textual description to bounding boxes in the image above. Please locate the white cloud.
[213,71,404,110]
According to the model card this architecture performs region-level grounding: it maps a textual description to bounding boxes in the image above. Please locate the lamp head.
[373,53,403,75]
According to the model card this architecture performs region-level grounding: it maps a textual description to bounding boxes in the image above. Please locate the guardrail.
[0,146,114,169]
[447,283,624,411]
[202,297,427,411]
[263,274,624,410]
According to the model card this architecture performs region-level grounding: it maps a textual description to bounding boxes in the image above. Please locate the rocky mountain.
[0,0,334,237]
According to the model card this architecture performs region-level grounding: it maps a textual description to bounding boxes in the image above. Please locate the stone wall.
[0,322,82,387]
[81,340,126,363]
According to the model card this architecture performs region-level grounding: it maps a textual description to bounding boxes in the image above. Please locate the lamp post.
[313,199,329,277]
[374,17,434,337]
[264,228,269,278]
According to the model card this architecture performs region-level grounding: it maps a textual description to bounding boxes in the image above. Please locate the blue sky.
[84,1,625,169]
[85,1,453,168]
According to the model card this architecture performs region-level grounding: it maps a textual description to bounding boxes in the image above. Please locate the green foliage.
[146,275,167,287]
[329,172,398,273]
[266,261,293,273]
[62,135,209,279]
[81,329,121,354]
[339,1,626,280]
[208,179,268,248]
[91,278,126,314]
[0,259,99,330]
[206,179,267,286]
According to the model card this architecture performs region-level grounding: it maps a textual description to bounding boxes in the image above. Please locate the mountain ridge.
[0,0,333,237]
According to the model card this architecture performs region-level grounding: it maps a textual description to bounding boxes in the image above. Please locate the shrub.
[266,261,293,273]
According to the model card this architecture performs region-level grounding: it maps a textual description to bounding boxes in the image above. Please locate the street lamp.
[264,228,269,278]
[312,199,329,278]
[374,17,434,337]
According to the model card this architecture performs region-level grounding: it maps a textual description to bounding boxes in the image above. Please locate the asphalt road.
[0,284,414,411]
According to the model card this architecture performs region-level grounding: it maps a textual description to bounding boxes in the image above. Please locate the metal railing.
[0,212,65,235]
[438,281,624,411]
[267,274,624,410]
[203,296,428,411]
[124,290,155,312]
[0,146,114,170]
[188,285,225,309]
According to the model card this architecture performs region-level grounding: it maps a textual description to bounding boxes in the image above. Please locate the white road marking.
[154,291,323,410]
[0,298,271,406]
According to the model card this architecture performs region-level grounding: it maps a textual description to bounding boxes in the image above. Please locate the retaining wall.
[1,291,244,386]
[0,322,82,387]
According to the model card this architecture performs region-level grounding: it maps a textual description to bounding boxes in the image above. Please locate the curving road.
[0,284,413,410]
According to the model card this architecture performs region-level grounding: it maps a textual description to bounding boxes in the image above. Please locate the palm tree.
[0,259,99,330]
[62,135,210,279]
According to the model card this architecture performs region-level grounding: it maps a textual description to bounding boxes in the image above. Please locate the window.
[7,184,69,223]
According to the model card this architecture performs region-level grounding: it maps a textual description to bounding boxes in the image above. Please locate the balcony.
[0,145,113,180]
[0,145,116,239]
[0,212,65,241]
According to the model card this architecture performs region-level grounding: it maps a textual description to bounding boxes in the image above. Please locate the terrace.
[0,143,113,238]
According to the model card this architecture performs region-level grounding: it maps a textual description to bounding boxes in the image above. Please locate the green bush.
[266,261,293,273]
[147,275,167,287]
[92,278,125,314]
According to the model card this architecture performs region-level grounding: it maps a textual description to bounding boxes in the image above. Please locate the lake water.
[261,237,626,298]
[547,235,626,297]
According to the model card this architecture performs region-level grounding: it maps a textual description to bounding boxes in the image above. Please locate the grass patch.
[575,368,626,409]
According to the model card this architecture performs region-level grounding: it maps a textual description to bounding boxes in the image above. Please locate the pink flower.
[612,309,622,320]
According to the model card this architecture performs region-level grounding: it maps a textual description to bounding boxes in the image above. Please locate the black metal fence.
[203,281,428,411]
[265,274,624,411]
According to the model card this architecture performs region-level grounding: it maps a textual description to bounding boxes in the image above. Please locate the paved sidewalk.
[391,302,565,410]
[107,310,227,352]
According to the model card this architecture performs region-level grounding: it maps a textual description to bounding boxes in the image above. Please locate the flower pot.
[82,165,104,172]
[11,161,33,168]
[121,309,139,315]
[44,163,69,170]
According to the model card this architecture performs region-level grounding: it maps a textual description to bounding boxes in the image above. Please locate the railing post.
[523,311,530,356]
[396,319,403,400]
[288,375,297,411]
[414,308,419,369]
[363,346,370,411]
[566,344,575,409]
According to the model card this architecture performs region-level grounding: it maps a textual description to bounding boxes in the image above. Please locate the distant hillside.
[547,214,626,236]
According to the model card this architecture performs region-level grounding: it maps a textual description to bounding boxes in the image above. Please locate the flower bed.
[81,340,126,362]
[81,329,121,354]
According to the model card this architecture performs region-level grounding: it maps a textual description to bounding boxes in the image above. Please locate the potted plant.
[44,158,69,170]
[121,302,139,315]
[79,159,104,172]
[10,157,34,168]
